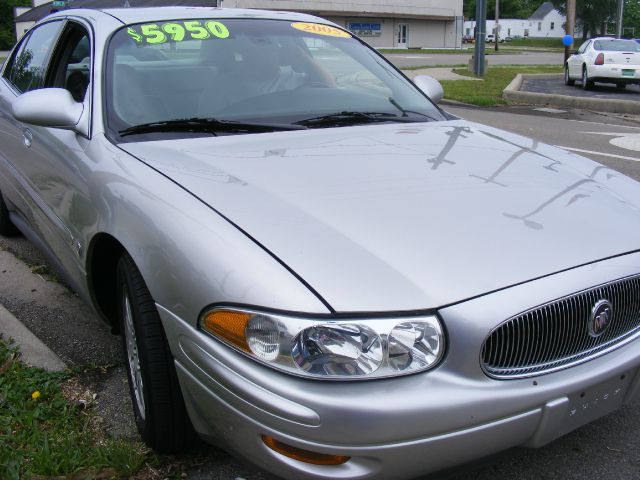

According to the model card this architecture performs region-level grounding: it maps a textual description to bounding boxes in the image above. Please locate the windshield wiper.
[119,117,307,137]
[388,97,439,121]
[294,111,426,128]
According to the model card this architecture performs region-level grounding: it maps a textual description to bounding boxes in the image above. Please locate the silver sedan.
[1,7,640,480]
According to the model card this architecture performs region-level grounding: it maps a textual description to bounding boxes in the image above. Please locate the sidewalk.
[403,67,480,81]
[0,250,66,371]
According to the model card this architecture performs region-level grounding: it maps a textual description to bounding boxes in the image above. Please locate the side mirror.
[12,88,83,130]
[413,75,444,104]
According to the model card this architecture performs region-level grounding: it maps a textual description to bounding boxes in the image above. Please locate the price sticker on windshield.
[127,20,230,44]
[291,22,351,38]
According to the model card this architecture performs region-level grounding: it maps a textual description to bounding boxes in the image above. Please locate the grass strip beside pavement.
[440,65,562,106]
[0,337,150,480]
[506,38,565,48]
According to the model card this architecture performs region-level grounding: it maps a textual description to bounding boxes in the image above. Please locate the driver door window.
[48,24,92,103]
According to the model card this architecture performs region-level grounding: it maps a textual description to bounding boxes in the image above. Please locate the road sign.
[52,1,66,6]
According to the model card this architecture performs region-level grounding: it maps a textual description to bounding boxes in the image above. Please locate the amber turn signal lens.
[262,435,350,466]
[201,310,252,352]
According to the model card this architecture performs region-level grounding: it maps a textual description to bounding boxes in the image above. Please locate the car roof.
[45,6,330,26]
[589,37,637,42]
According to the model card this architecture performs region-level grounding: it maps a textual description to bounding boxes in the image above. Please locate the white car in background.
[566,37,640,89]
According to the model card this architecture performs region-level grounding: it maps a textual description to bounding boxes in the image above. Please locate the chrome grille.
[481,275,640,379]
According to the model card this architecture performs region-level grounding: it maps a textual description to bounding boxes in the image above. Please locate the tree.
[623,0,640,36]
[465,0,541,20]
[0,0,33,50]
[551,0,617,38]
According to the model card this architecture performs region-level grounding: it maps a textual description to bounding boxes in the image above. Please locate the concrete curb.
[503,73,640,115]
[0,303,67,371]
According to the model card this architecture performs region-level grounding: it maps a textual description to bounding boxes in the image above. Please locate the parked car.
[565,37,640,89]
[2,7,640,480]
[486,34,504,43]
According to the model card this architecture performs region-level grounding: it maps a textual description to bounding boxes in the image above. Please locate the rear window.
[593,40,640,52]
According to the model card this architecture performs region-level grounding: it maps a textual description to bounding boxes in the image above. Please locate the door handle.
[23,129,32,148]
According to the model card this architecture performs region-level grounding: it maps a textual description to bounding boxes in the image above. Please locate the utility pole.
[495,0,499,52]
[616,0,625,38]
[564,0,576,64]
[473,0,488,76]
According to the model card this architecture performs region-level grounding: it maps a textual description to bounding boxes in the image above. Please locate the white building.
[464,19,529,39]
[526,1,565,38]
[464,2,566,40]
[14,0,50,40]
[222,0,464,48]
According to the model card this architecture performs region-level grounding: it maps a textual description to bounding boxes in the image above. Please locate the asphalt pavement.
[522,76,640,98]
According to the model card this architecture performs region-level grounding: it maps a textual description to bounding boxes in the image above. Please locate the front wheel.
[564,65,575,86]
[117,252,196,453]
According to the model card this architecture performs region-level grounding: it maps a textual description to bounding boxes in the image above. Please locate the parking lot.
[522,76,640,98]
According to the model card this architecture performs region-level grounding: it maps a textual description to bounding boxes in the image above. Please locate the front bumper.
[159,252,640,480]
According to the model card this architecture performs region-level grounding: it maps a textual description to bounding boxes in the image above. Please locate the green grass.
[440,65,562,106]
[506,38,565,48]
[0,337,151,480]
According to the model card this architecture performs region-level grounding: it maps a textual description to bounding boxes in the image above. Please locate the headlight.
[200,308,445,380]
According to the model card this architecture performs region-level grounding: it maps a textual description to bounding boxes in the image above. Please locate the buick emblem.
[589,300,612,337]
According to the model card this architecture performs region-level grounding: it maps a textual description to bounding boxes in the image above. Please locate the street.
[385,50,564,68]
[2,105,640,479]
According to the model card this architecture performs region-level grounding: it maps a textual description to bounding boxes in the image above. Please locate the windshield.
[593,39,640,52]
[105,18,444,140]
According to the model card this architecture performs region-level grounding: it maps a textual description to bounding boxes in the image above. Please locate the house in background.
[527,1,565,38]
[13,0,464,49]
[464,2,566,40]
[14,0,51,40]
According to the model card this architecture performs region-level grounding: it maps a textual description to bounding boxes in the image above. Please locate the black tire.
[582,66,594,90]
[564,65,575,86]
[117,252,196,453]
[0,191,19,236]
[616,82,626,89]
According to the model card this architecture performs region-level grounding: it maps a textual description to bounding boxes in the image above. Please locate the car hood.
[121,120,640,312]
